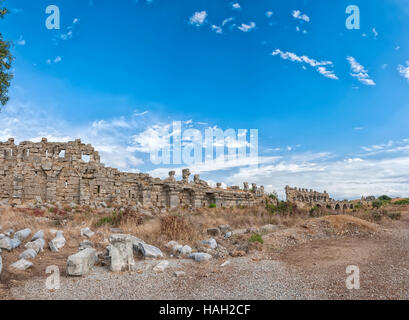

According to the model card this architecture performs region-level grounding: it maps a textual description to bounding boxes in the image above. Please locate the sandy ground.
[3,213,409,300]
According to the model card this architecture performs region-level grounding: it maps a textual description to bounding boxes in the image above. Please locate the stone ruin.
[285,185,363,210]
[0,138,266,209]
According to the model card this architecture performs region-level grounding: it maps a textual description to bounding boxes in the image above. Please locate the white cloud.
[238,22,256,32]
[46,56,62,64]
[231,3,241,10]
[16,36,26,46]
[189,11,207,27]
[347,56,376,86]
[397,61,409,81]
[372,28,378,39]
[222,17,235,26]
[211,25,223,34]
[272,49,338,80]
[265,11,273,18]
[292,10,310,22]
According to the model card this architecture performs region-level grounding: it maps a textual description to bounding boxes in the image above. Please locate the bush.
[248,233,264,244]
[378,195,392,201]
[267,201,297,216]
[372,200,384,209]
[394,199,409,205]
[309,206,321,217]
[208,203,217,208]
[160,215,200,241]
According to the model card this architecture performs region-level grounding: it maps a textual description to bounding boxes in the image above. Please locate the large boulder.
[19,248,37,260]
[25,238,45,254]
[153,260,169,272]
[189,252,212,262]
[14,228,32,241]
[67,248,98,276]
[137,242,163,258]
[108,234,135,272]
[49,232,66,252]
[10,258,33,271]
[31,230,44,241]
[0,237,12,251]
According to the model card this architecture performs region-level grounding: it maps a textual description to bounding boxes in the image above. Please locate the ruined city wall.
[0,138,266,209]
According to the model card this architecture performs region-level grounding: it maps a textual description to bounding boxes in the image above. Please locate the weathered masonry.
[0,138,266,208]
[285,186,368,210]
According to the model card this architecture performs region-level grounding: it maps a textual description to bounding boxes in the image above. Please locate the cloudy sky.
[1,0,409,199]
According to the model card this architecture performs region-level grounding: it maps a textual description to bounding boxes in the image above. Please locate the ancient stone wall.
[285,185,364,210]
[0,138,266,209]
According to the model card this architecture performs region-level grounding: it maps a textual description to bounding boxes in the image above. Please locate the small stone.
[25,238,45,254]
[153,260,169,272]
[220,260,230,267]
[14,228,32,241]
[189,252,212,262]
[0,237,12,251]
[201,238,217,249]
[259,224,279,234]
[231,229,247,236]
[180,245,192,255]
[224,232,232,238]
[138,242,163,258]
[166,240,179,249]
[79,240,93,251]
[218,224,231,232]
[80,227,95,238]
[174,271,186,277]
[10,258,33,271]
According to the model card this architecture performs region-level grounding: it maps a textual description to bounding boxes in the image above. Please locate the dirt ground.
[2,206,409,299]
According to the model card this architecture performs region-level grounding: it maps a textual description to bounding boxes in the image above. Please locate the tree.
[0,1,13,108]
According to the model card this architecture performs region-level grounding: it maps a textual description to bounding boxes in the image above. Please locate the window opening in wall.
[10,149,13,156]
[82,154,90,162]
[46,150,49,158]
[34,170,38,176]
[65,180,68,188]
[97,185,100,194]
[59,150,65,158]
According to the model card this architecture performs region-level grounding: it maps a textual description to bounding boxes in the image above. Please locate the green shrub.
[95,210,123,227]
[394,199,409,205]
[372,200,384,209]
[208,203,217,208]
[378,195,392,201]
[248,233,264,244]
[309,206,320,217]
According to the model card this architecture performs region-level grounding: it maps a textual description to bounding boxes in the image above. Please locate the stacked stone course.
[0,138,265,209]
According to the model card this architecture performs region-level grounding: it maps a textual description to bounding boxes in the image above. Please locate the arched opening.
[343,204,348,210]
[335,204,341,210]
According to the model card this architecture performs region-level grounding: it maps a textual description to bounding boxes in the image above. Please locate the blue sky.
[1,0,409,199]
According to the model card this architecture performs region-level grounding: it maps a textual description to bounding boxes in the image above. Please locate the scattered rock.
[80,227,95,238]
[212,245,229,258]
[189,252,212,262]
[67,248,98,276]
[49,232,66,252]
[259,224,279,234]
[138,242,164,258]
[201,238,217,249]
[109,234,135,272]
[31,230,44,241]
[207,228,220,236]
[25,238,45,254]
[10,238,21,249]
[218,224,231,232]
[174,271,186,277]
[180,245,192,255]
[224,232,232,239]
[110,228,123,233]
[10,258,33,271]
[79,240,93,251]
[231,229,247,236]
[0,237,12,251]
[166,240,179,249]
[247,227,258,233]
[153,260,169,272]
[19,248,37,260]
[220,260,230,267]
